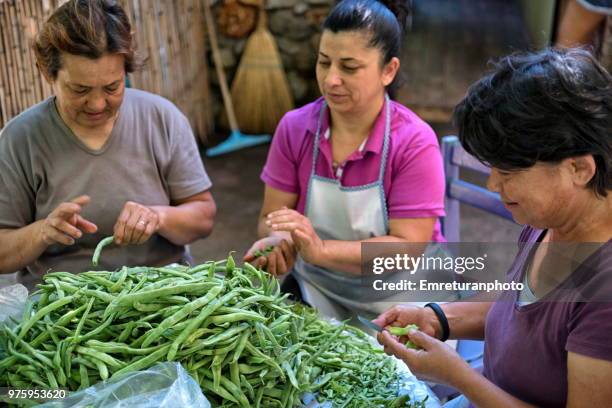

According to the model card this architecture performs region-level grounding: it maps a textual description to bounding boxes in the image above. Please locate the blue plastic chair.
[441,135,513,242]
[433,136,514,400]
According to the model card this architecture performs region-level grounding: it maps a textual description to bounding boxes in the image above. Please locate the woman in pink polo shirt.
[245,0,446,319]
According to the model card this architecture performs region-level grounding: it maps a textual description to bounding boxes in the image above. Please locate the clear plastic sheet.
[37,362,211,408]
[0,284,28,329]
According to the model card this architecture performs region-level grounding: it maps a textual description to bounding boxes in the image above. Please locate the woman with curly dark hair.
[0,0,216,289]
[376,48,612,407]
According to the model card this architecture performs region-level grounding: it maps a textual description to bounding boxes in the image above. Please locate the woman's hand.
[373,305,442,341]
[113,201,160,245]
[39,195,98,246]
[244,236,297,277]
[266,208,325,265]
[378,329,470,387]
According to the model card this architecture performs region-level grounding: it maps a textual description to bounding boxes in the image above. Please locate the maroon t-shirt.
[482,226,612,407]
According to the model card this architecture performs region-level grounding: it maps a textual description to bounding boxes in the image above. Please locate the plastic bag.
[37,362,211,408]
[0,283,28,328]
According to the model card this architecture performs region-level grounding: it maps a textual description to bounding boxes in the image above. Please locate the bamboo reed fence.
[0,0,212,143]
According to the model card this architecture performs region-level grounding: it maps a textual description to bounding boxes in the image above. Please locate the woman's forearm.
[152,199,216,246]
[441,301,491,340]
[317,235,410,274]
[0,223,47,274]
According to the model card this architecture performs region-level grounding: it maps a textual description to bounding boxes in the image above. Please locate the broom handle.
[257,3,267,31]
[203,0,240,132]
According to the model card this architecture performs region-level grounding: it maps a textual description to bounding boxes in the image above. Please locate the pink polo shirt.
[261,97,446,242]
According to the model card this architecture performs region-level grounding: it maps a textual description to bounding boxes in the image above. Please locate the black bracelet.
[424,303,450,342]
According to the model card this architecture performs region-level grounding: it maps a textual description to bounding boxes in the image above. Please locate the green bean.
[56,303,88,326]
[133,302,165,312]
[253,245,274,258]
[17,295,75,341]
[48,277,65,299]
[244,341,284,381]
[153,267,195,280]
[92,236,115,266]
[284,360,301,390]
[254,386,265,408]
[200,378,239,404]
[76,346,123,369]
[388,324,421,349]
[208,310,266,325]
[19,368,47,387]
[189,355,214,372]
[258,322,282,356]
[86,340,164,356]
[240,374,255,401]
[110,266,128,292]
[94,358,109,380]
[186,261,214,274]
[104,282,217,318]
[37,291,50,309]
[199,323,249,348]
[141,284,223,348]
[230,360,240,389]
[231,330,250,363]
[74,313,116,343]
[54,344,67,387]
[178,338,237,358]
[6,328,54,369]
[110,344,170,379]
[44,367,59,388]
[79,363,89,389]
[167,291,238,360]
[71,297,94,343]
[72,357,97,371]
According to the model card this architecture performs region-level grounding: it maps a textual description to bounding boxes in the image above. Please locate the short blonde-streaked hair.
[33,0,142,80]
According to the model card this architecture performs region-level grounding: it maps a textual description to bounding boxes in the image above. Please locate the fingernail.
[265,220,271,225]
[116,239,121,245]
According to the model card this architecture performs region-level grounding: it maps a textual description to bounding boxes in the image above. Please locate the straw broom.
[230,1,294,135]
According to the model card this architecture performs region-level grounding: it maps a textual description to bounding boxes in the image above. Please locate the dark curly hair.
[33,0,142,80]
[323,0,411,99]
[454,47,612,197]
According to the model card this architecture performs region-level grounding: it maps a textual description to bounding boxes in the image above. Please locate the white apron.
[293,95,393,321]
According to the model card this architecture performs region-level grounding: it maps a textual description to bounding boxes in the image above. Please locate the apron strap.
[310,102,327,179]
[312,95,392,182]
[378,94,391,183]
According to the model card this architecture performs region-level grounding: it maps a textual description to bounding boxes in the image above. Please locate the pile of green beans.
[298,312,427,407]
[0,255,425,407]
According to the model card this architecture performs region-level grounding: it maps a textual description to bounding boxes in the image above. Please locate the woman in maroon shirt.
[375,48,612,407]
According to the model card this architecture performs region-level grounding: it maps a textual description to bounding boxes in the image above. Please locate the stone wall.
[209,0,334,135]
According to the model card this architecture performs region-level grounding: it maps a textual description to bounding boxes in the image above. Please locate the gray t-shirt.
[0,88,212,289]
